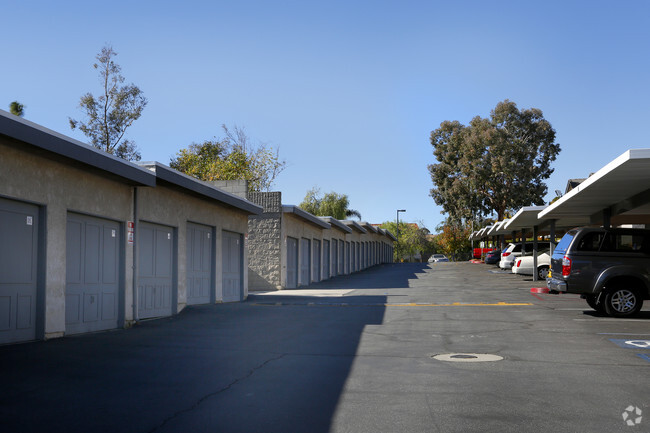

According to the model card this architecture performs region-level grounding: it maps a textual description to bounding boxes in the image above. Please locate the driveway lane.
[1,262,648,432]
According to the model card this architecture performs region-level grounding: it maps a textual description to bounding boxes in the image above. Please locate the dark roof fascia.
[138,162,262,215]
[0,110,156,187]
[384,230,397,241]
[319,216,353,233]
[283,205,331,229]
[341,220,368,234]
[360,222,378,233]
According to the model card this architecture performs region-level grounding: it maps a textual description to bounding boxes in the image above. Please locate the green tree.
[429,100,561,222]
[434,221,472,261]
[69,45,147,161]
[380,221,429,262]
[170,125,286,192]
[9,101,24,117]
[299,187,361,220]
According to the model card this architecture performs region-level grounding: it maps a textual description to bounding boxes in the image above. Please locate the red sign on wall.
[127,221,135,244]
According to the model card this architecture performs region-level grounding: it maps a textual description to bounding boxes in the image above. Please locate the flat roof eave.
[0,110,156,187]
[138,162,263,215]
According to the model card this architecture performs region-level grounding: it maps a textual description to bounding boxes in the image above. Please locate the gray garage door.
[322,240,330,280]
[187,223,213,305]
[66,213,120,335]
[312,239,321,282]
[338,240,344,276]
[300,238,310,287]
[346,242,351,274]
[0,197,39,344]
[222,230,243,302]
[138,222,174,319]
[331,239,338,276]
[286,237,298,289]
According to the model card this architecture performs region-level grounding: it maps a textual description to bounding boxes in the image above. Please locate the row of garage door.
[0,197,243,345]
[285,237,388,288]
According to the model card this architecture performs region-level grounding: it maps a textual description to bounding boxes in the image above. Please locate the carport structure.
[468,149,650,280]
[539,149,650,229]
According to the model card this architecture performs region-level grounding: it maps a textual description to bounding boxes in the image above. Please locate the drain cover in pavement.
[432,353,504,362]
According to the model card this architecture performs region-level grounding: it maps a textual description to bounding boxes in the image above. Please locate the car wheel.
[537,266,549,280]
[604,287,643,317]
[585,294,606,314]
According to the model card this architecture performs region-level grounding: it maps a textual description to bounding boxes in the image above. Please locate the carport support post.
[532,225,538,282]
[549,220,556,256]
[603,208,611,229]
[521,229,526,255]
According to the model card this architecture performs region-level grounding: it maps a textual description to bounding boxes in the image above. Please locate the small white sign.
[167,233,171,240]
[207,233,211,239]
[26,216,33,226]
[111,230,116,238]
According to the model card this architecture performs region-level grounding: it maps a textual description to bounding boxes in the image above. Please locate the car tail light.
[562,256,572,276]
[502,252,511,257]
[516,260,521,268]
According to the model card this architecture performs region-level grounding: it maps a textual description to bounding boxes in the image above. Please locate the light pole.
[396,209,406,263]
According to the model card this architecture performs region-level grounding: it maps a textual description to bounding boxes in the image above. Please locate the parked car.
[429,254,449,263]
[547,227,650,317]
[499,242,550,270]
[512,251,550,279]
[484,249,501,265]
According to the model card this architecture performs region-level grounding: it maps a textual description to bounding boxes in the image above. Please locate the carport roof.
[138,162,263,215]
[539,149,650,226]
[284,206,331,229]
[489,219,511,236]
[0,110,156,187]
[318,216,352,233]
[504,206,548,231]
[477,225,493,238]
[341,220,368,234]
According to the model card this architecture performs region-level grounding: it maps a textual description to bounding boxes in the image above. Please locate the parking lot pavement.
[1,262,649,433]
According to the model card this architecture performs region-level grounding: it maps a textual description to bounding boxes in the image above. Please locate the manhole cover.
[432,353,504,363]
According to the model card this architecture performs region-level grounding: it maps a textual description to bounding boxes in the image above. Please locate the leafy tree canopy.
[380,221,431,262]
[434,220,472,261]
[170,124,286,192]
[428,100,561,222]
[9,101,24,117]
[299,187,361,220]
[69,45,147,161]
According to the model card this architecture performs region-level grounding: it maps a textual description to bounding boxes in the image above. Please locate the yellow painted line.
[252,302,533,307]
[387,302,533,307]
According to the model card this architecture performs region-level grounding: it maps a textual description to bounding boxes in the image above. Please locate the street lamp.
[396,209,406,263]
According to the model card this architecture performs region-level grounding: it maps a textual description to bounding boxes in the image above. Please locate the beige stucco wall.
[0,140,134,339]
[137,185,250,308]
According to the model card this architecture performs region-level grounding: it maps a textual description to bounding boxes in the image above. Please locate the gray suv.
[547,227,650,317]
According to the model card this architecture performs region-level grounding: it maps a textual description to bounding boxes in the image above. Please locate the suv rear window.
[576,232,605,252]
[554,231,577,255]
[601,232,650,253]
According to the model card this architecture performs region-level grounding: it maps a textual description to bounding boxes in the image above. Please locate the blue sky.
[3,1,650,232]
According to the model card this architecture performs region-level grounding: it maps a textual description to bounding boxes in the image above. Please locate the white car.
[428,254,449,263]
[512,252,551,279]
[499,242,550,270]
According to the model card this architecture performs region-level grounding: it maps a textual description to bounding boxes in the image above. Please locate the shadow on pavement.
[0,266,413,432]
[294,262,430,290]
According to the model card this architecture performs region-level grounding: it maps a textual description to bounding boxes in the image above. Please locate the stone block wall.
[247,192,283,290]
[209,180,249,198]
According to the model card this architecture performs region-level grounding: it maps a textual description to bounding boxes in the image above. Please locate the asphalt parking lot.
[1,262,649,433]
